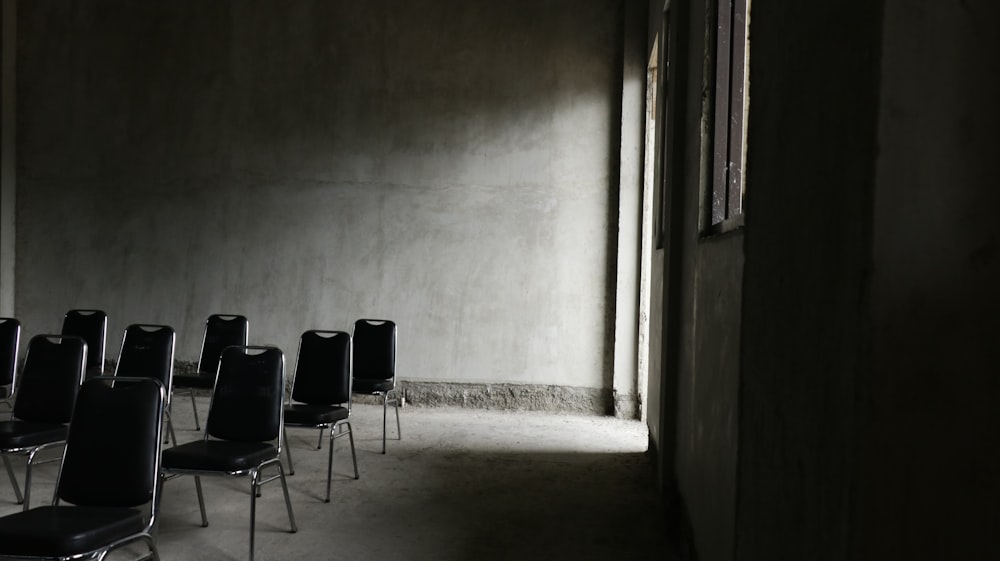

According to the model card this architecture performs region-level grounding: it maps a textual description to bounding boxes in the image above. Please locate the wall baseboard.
[174,360,619,415]
[378,380,615,415]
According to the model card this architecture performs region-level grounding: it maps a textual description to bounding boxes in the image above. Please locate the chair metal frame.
[352,319,400,454]
[0,334,87,511]
[61,309,107,378]
[283,330,359,502]
[172,314,248,431]
[162,345,296,561]
[114,324,178,446]
[0,376,167,561]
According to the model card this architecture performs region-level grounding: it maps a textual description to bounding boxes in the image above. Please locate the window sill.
[701,214,744,239]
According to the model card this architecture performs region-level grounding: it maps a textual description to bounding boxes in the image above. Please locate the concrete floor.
[0,400,674,561]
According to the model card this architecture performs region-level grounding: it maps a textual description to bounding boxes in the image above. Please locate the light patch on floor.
[0,400,673,561]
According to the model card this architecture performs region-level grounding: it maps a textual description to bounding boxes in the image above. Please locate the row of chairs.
[0,314,401,561]
[170,314,402,455]
[0,310,108,412]
[1,312,402,454]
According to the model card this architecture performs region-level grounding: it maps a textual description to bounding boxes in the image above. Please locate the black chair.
[162,345,296,561]
[171,314,248,430]
[61,309,107,379]
[0,317,21,413]
[115,324,177,445]
[284,330,359,502]
[352,319,400,454]
[0,319,22,499]
[0,334,87,510]
[0,376,166,561]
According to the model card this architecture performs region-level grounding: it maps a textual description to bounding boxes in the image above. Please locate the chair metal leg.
[277,461,297,533]
[381,393,388,454]
[194,476,208,527]
[325,429,334,503]
[392,393,402,440]
[346,422,359,480]
[250,470,259,561]
[188,389,201,431]
[99,529,160,561]
[316,427,325,450]
[379,390,402,454]
[165,411,177,446]
[2,454,22,504]
[22,444,64,510]
[249,460,297,561]
[142,535,161,561]
[324,422,359,503]
[23,449,39,511]
[283,427,295,475]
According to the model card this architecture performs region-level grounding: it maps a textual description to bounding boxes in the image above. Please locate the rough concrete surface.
[862,1,1000,559]
[735,3,882,561]
[174,361,621,415]
[13,0,622,393]
[0,400,674,561]
[395,380,614,414]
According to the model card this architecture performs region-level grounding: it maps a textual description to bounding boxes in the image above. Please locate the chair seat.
[172,373,215,390]
[0,505,145,557]
[0,421,67,449]
[284,404,349,426]
[352,379,394,393]
[162,440,277,473]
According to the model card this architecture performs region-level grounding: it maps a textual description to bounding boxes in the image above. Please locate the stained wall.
[14,0,628,396]
[863,1,1000,558]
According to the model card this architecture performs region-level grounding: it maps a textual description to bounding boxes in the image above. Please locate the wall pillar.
[0,0,15,316]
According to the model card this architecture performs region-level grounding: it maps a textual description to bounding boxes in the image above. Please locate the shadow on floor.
[349,449,673,561]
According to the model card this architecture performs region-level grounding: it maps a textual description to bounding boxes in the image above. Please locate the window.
[655,8,670,249]
[708,0,750,232]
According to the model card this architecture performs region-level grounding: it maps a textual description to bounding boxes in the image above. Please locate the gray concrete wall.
[0,0,14,316]
[15,0,625,394]
[862,1,1000,558]
[735,3,882,561]
[612,0,649,419]
[646,2,999,560]
[674,233,743,561]
[654,1,745,560]
[643,0,665,459]
[646,249,664,445]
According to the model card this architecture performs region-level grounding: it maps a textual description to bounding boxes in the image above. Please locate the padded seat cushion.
[0,505,144,557]
[284,404,348,426]
[172,373,215,390]
[162,440,277,473]
[351,379,394,394]
[0,421,67,449]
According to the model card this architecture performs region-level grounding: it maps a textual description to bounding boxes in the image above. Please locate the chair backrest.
[61,309,107,375]
[205,345,284,444]
[12,334,87,424]
[56,376,165,510]
[291,330,352,406]
[115,324,176,397]
[196,314,248,376]
[0,317,21,388]
[352,319,396,382]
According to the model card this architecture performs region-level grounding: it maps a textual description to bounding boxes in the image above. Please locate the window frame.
[706,0,750,235]
[655,5,671,250]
